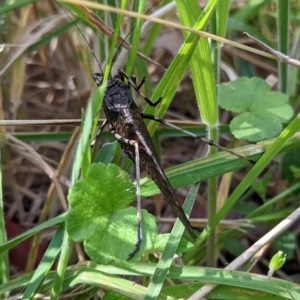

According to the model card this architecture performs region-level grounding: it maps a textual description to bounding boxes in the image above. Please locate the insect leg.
[141,113,254,164]
[118,69,162,107]
[91,119,109,149]
[109,128,142,260]
[130,75,145,91]
[93,73,103,87]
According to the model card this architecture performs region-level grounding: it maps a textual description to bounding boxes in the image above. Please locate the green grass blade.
[22,224,64,300]
[207,0,230,267]
[277,0,290,93]
[1,262,299,299]
[59,263,300,299]
[216,0,230,41]
[0,143,9,296]
[71,84,106,182]
[0,0,39,14]
[125,0,146,75]
[175,2,218,268]
[0,214,66,254]
[144,0,218,134]
[176,0,218,126]
[145,184,199,300]
[233,0,273,23]
[50,229,72,300]
[70,269,152,300]
[248,181,300,219]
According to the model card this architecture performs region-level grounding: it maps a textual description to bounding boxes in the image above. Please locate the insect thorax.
[104,77,133,111]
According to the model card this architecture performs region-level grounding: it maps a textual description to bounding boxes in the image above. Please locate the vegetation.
[0,0,300,299]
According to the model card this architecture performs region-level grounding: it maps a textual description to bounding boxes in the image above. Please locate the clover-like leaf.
[219,77,293,142]
[66,163,158,263]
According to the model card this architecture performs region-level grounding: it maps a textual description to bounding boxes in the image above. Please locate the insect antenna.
[61,6,104,76]
[61,5,141,82]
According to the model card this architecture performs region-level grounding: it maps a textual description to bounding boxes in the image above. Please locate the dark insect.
[92,67,252,259]
[64,7,253,260]
[93,70,197,259]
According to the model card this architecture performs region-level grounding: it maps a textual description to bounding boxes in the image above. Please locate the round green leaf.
[219,77,293,142]
[66,163,136,241]
[85,208,157,264]
[66,163,158,262]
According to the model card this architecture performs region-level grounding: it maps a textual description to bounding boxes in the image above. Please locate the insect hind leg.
[131,75,145,92]
[141,113,254,164]
[110,128,142,260]
[118,69,162,107]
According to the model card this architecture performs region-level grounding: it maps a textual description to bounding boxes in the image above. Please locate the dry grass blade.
[80,5,165,70]
[0,14,66,76]
[0,119,83,126]
[7,134,67,208]
[59,0,300,67]
[244,32,300,67]
[0,119,202,127]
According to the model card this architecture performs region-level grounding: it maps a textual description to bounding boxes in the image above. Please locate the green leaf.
[66,163,158,263]
[274,232,296,260]
[224,239,246,257]
[94,141,118,164]
[67,163,135,240]
[251,174,272,202]
[233,198,258,215]
[232,0,273,23]
[281,148,300,183]
[290,165,300,179]
[219,77,293,142]
[85,208,157,264]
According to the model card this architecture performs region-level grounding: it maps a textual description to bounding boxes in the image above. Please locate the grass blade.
[145,184,199,299]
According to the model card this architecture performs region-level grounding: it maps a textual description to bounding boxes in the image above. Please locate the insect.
[88,40,198,258]
[93,69,197,259]
[66,7,253,260]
